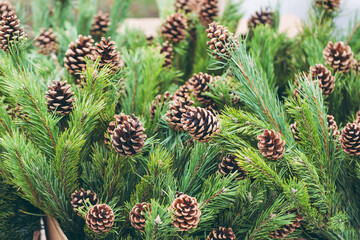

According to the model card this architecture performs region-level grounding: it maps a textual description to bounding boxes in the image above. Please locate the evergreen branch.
[346,21,360,45]
[200,187,226,209]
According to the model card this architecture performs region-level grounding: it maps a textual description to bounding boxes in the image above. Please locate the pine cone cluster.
[166,95,194,131]
[290,123,301,142]
[218,155,247,180]
[71,188,98,216]
[270,213,303,239]
[175,0,198,14]
[340,123,360,156]
[45,80,75,116]
[129,202,151,232]
[92,37,123,74]
[310,64,335,95]
[85,204,115,234]
[206,227,236,240]
[174,82,192,98]
[257,129,285,160]
[35,28,58,55]
[0,11,25,51]
[327,115,340,137]
[198,0,219,26]
[90,10,111,38]
[315,0,340,11]
[181,106,220,142]
[206,22,237,60]
[323,41,356,73]
[169,194,201,231]
[161,13,188,43]
[0,1,15,16]
[150,91,175,118]
[111,113,147,156]
[188,72,214,106]
[159,41,174,68]
[248,8,274,29]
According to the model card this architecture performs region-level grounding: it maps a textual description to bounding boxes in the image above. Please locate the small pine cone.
[111,113,147,156]
[64,35,94,81]
[218,155,247,180]
[257,129,285,160]
[104,121,116,146]
[161,13,188,43]
[90,10,111,38]
[35,28,59,55]
[175,0,198,14]
[174,82,192,98]
[327,115,340,137]
[71,188,99,216]
[150,91,175,118]
[188,72,214,106]
[159,41,174,68]
[323,41,356,73]
[270,213,303,239]
[310,64,335,95]
[198,0,219,26]
[169,194,201,231]
[315,0,340,11]
[129,202,151,232]
[248,8,274,29]
[0,1,15,16]
[206,22,237,60]
[340,123,360,156]
[290,123,301,142]
[0,12,25,51]
[85,204,115,234]
[206,227,236,240]
[165,95,194,131]
[92,37,123,74]
[45,80,75,116]
[6,103,26,121]
[181,106,220,142]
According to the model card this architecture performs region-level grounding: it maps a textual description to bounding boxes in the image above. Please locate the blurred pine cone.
[92,37,123,74]
[90,10,111,38]
[129,202,151,232]
[45,80,75,116]
[290,123,301,142]
[323,41,356,73]
[174,82,192,98]
[270,213,303,239]
[340,123,360,156]
[257,129,285,160]
[169,194,201,231]
[248,8,274,29]
[0,11,25,51]
[206,22,237,60]
[166,95,194,131]
[188,72,214,106]
[218,155,247,180]
[71,188,98,216]
[85,204,115,234]
[198,0,219,26]
[0,1,15,16]
[310,64,335,95]
[159,41,174,68]
[104,121,116,147]
[327,115,340,137]
[6,103,26,121]
[35,28,58,55]
[161,13,188,43]
[175,0,198,14]
[206,227,236,240]
[315,0,340,11]
[150,91,175,118]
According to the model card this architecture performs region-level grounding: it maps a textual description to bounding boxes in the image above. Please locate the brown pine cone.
[169,194,201,231]
[175,0,198,14]
[218,155,247,180]
[85,204,115,234]
[159,41,174,68]
[6,103,26,121]
[315,0,340,11]
[0,1,15,16]
[35,28,59,55]
[174,82,192,98]
[327,115,340,137]
[248,8,274,29]
[257,129,285,160]
[206,22,237,60]
[129,202,151,232]
[310,64,335,95]
[270,213,303,239]
[104,121,116,146]
[188,72,214,106]
[90,10,111,38]
[181,106,220,142]
[111,113,147,156]
[0,11,25,51]
[161,13,188,43]
[45,80,75,116]
[64,35,94,81]
[71,188,99,216]
[206,227,236,240]
[290,123,301,142]
[92,37,123,74]
[198,0,219,26]
[150,91,175,118]
[340,123,360,156]
[323,41,356,73]
[166,95,194,131]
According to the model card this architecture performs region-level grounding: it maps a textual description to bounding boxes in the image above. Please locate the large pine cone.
[257,129,285,160]
[0,1,15,16]
[206,22,237,60]
[161,13,188,43]
[206,227,236,240]
[327,115,340,137]
[188,72,214,106]
[315,0,340,11]
[290,123,301,142]
[218,155,247,180]
[129,202,151,232]
[35,28,58,55]
[166,95,194,131]
[323,41,356,73]
[270,213,303,239]
[175,0,198,14]
[181,106,220,142]
[45,80,75,116]
[150,91,175,118]
[174,82,192,98]
[198,0,219,26]
[85,204,115,234]
[111,113,147,156]
[340,123,360,156]
[169,194,201,231]
[160,41,174,68]
[92,37,123,74]
[71,188,98,216]
[0,11,25,51]
[310,64,335,95]
[90,10,111,38]
[64,35,94,81]
[248,8,274,29]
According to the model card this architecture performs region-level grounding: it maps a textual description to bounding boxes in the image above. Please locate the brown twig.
[200,187,226,209]
[346,21,360,45]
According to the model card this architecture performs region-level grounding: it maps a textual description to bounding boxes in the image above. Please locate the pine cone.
[150,91,175,118]
[64,35,94,81]
[248,8,274,29]
[206,227,236,240]
[45,80,75,116]
[310,64,335,95]
[290,123,301,142]
[104,121,116,146]
[323,41,356,73]
[6,103,26,121]
[270,213,303,239]
[206,22,237,60]
[166,95,194,131]
[257,129,285,160]
[92,37,123,74]
[0,11,25,51]
[159,41,174,68]
[35,28,59,55]
[175,0,198,14]
[161,13,188,43]
[90,10,110,38]
[111,113,147,156]
[174,82,192,98]
[188,72,214,106]
[129,202,151,232]
[71,188,99,216]
[340,123,360,156]
[327,115,340,137]
[85,204,115,234]
[218,155,247,180]
[169,194,201,231]
[0,1,15,16]
[315,0,340,11]
[181,106,220,142]
[198,0,219,26]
